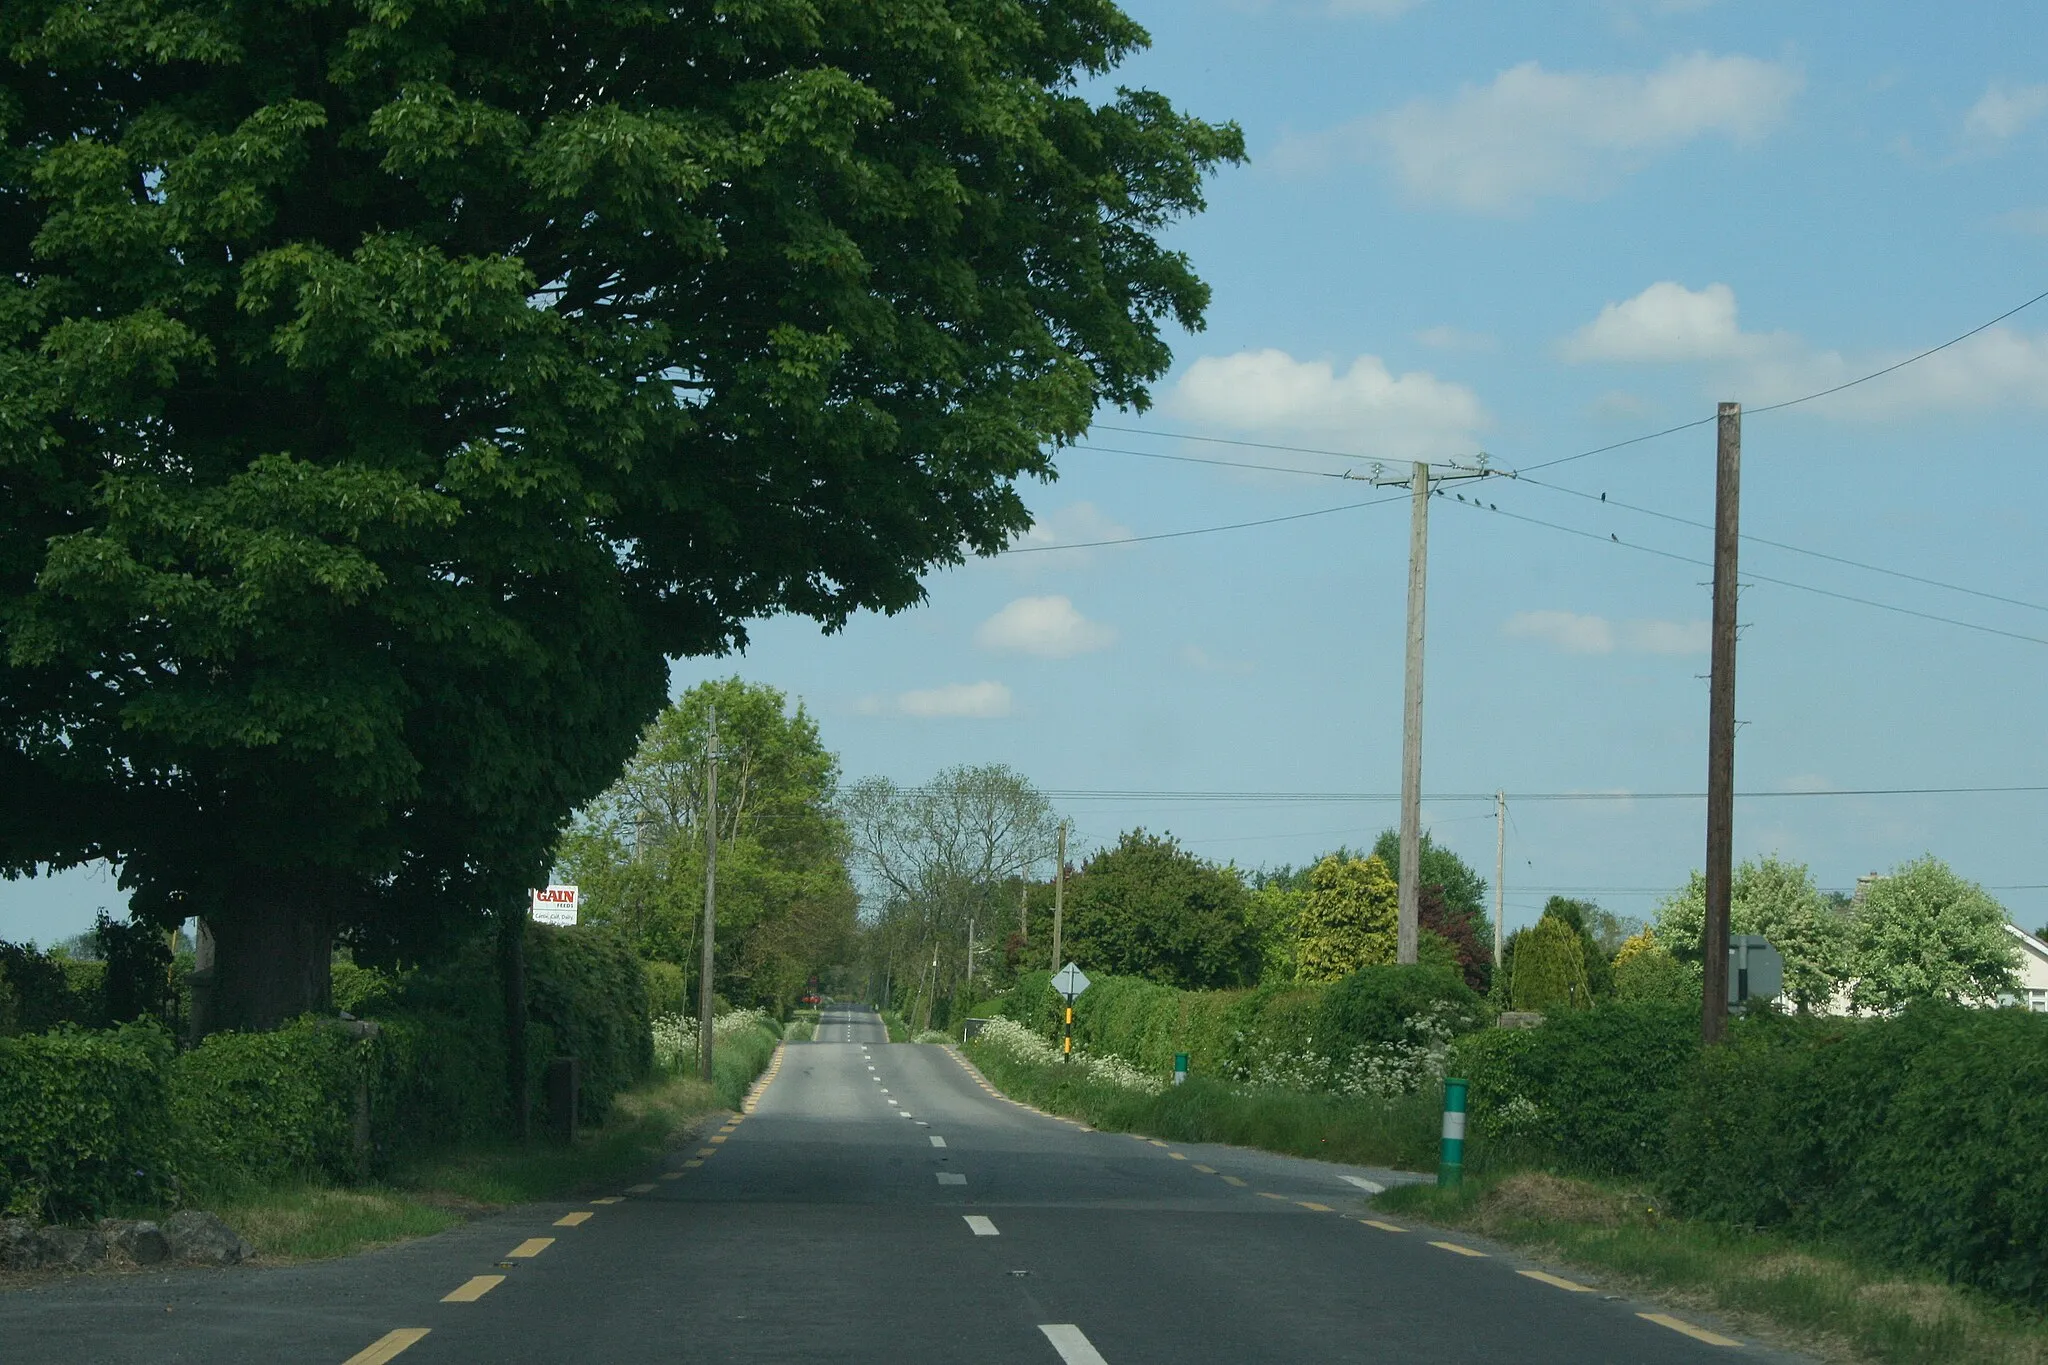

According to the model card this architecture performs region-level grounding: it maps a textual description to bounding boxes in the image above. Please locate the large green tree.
[1848,856,2018,1011]
[0,1,1242,1027]
[1654,856,1849,1012]
[843,765,1058,1025]
[556,678,855,1013]
[1060,829,1261,991]
[1295,852,1397,984]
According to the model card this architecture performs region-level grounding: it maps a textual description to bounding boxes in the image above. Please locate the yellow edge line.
[1191,1164,1216,1174]
[506,1237,554,1258]
[1296,1201,1334,1212]
[1429,1240,1489,1258]
[1357,1219,1407,1233]
[1221,1175,1247,1187]
[554,1211,593,1227]
[1639,1313,1741,1347]
[441,1275,504,1303]
[341,1328,430,1365]
[1520,1269,1594,1293]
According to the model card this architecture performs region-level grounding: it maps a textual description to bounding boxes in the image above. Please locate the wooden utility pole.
[1493,791,1506,975]
[1702,403,1741,1045]
[1397,462,1430,964]
[1019,877,1029,942]
[697,705,719,1082]
[1050,821,1067,971]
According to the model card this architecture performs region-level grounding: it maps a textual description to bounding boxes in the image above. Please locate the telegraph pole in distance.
[1367,457,1500,963]
[1050,820,1067,972]
[697,704,720,1082]
[1397,463,1429,964]
[1702,403,1741,1045]
[1494,791,1506,975]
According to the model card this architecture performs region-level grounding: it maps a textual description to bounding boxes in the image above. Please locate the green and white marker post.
[1439,1077,1468,1189]
[1173,1053,1189,1086]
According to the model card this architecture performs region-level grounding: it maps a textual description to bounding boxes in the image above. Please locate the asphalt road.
[4,1003,1801,1363]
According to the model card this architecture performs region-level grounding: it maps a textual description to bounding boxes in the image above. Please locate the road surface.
[3,1003,1797,1363]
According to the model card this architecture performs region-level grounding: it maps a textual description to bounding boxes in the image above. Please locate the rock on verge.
[35,1226,109,1270]
[163,1210,253,1266]
[104,1219,172,1266]
[0,1217,43,1271]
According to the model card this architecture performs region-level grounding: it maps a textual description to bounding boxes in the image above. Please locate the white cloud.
[1414,324,1497,351]
[1505,610,1707,655]
[1168,349,1486,460]
[1279,53,1800,213]
[1560,281,2048,420]
[879,681,1013,718]
[1964,81,2048,142]
[1561,281,1773,363]
[975,596,1116,658]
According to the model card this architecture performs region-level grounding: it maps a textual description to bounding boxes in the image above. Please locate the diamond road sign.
[1052,963,1090,1000]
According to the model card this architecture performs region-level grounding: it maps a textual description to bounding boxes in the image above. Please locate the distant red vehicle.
[801,992,822,1005]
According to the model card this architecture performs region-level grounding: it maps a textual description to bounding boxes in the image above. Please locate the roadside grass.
[1379,1174,2048,1365]
[881,1011,909,1042]
[783,1019,815,1042]
[201,1021,784,1264]
[965,1040,1439,1170]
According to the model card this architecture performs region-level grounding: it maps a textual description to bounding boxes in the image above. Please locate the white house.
[2000,923,2048,1013]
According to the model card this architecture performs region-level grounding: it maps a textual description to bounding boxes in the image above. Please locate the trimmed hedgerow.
[1666,1003,2048,1307]
[172,1019,368,1191]
[1451,999,1699,1176]
[0,1023,176,1220]
[993,963,1489,1093]
[524,921,653,1126]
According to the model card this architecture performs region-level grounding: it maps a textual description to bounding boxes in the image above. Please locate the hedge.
[0,1024,176,1221]
[995,963,1488,1088]
[1666,1004,2048,1306]
[173,1019,368,1190]
[5,919,655,1217]
[1451,1000,1700,1176]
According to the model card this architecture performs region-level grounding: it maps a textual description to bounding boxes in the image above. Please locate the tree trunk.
[204,871,338,1034]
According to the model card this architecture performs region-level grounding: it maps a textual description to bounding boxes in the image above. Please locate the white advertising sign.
[530,884,579,927]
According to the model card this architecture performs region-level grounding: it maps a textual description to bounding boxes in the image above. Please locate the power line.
[1077,443,1360,480]
[1512,473,2048,617]
[891,785,2048,803]
[997,489,1407,553]
[1078,443,2045,622]
[1745,284,2048,416]
[1450,498,2048,649]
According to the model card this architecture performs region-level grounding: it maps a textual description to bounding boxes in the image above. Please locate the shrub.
[1453,1000,1699,1175]
[173,1020,368,1192]
[643,959,689,1017]
[0,1023,176,1220]
[0,940,103,1031]
[1666,1004,2048,1306]
[523,922,653,1125]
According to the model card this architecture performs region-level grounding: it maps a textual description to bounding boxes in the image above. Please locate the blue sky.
[8,0,2048,944]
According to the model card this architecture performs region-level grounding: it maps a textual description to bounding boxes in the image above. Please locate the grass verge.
[1379,1173,2048,1365]
[209,1020,783,1264]
[965,1039,1438,1170]
[881,1011,909,1042]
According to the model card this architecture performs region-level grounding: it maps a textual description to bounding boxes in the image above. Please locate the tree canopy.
[1654,856,1848,1012]
[1295,853,1397,984]
[0,0,1241,1026]
[1060,830,1261,991]
[556,678,854,1013]
[1849,856,2017,1011]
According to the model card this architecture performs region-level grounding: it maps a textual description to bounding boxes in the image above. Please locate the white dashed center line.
[963,1215,999,1236]
[930,1135,947,1147]
[937,1172,967,1185]
[1039,1324,1110,1364]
